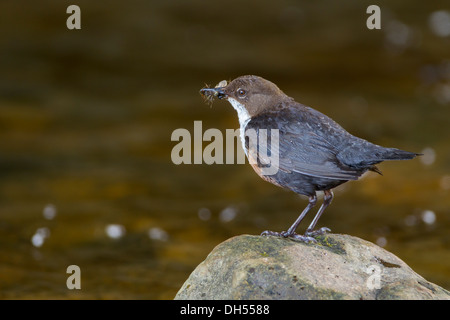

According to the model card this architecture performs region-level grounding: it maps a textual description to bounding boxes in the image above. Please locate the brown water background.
[0,1,449,299]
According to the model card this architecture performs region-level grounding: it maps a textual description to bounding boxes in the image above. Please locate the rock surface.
[175,234,450,300]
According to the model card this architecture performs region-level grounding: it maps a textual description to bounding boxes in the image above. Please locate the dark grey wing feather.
[245,108,365,181]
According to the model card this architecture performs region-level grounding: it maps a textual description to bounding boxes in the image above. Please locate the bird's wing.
[245,109,364,181]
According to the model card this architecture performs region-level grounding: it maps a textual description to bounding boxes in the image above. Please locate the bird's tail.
[379,148,421,161]
[337,139,421,170]
[364,148,420,175]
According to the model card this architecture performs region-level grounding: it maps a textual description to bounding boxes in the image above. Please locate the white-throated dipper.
[200,75,420,242]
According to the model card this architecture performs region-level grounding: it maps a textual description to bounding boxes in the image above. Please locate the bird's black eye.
[237,88,246,97]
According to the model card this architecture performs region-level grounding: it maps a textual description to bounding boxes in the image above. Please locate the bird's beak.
[199,87,228,100]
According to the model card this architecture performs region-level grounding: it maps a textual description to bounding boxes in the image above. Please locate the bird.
[200,75,420,242]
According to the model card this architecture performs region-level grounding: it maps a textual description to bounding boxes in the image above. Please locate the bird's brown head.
[200,75,288,118]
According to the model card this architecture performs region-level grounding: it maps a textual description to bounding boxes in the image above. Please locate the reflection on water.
[0,1,449,299]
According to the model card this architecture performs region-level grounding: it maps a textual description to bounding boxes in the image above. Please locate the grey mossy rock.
[175,234,450,300]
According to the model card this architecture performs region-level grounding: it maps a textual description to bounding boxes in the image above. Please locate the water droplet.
[148,227,169,241]
[440,175,450,190]
[429,10,450,37]
[31,227,50,247]
[421,210,436,225]
[43,204,57,220]
[219,206,237,222]
[198,207,211,221]
[376,237,387,247]
[420,147,436,166]
[105,224,126,239]
[404,215,418,227]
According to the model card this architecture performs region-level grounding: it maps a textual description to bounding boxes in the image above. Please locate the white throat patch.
[227,97,251,154]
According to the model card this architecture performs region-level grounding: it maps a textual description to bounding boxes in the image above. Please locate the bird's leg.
[304,190,333,237]
[261,194,317,243]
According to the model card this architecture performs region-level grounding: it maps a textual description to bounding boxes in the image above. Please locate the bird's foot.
[304,227,331,237]
[261,230,317,243]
